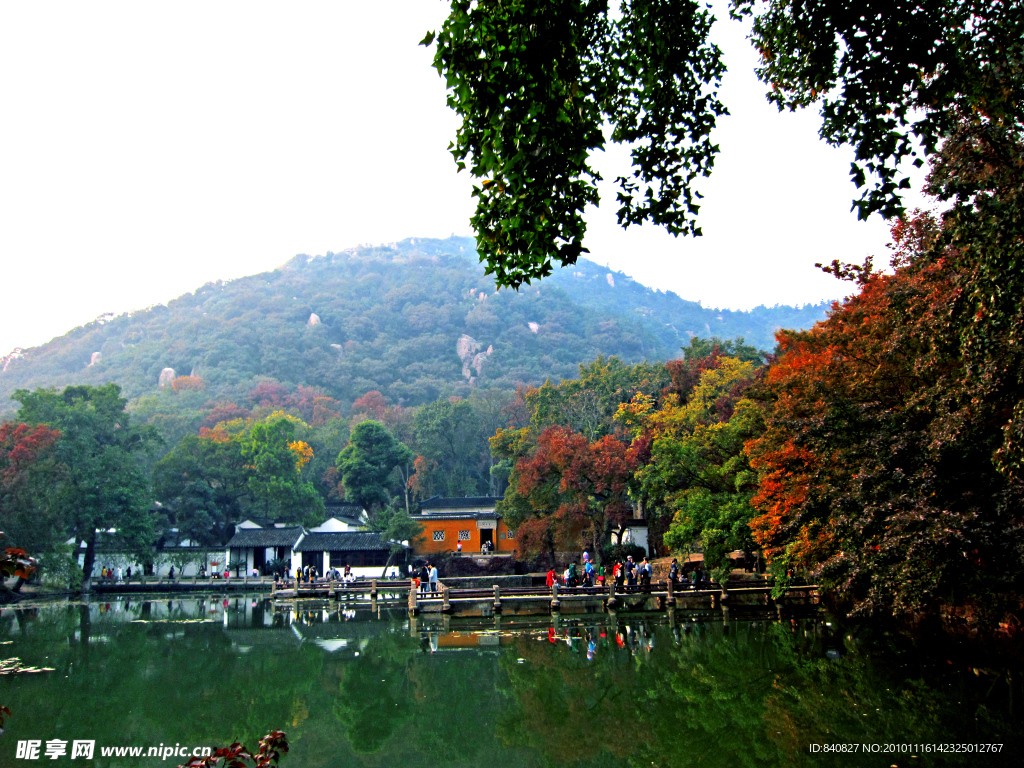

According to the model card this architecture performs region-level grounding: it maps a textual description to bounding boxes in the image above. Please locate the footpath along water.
[0,596,1021,767]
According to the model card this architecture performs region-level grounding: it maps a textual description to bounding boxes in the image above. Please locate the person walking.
[626,557,637,588]
[546,568,557,588]
[639,557,651,591]
[456,540,462,554]
[669,559,679,584]
[419,564,429,594]
[428,563,439,594]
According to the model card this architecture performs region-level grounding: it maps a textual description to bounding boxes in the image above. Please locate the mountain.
[0,237,831,419]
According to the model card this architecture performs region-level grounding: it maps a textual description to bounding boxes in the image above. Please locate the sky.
[0,1,930,357]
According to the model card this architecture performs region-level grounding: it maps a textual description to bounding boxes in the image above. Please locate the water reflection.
[0,597,1020,767]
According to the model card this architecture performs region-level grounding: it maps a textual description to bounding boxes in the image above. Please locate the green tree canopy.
[153,434,253,545]
[426,0,1023,283]
[336,420,414,512]
[13,384,156,589]
[242,416,324,525]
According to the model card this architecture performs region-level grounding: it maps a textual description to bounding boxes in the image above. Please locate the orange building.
[413,496,516,556]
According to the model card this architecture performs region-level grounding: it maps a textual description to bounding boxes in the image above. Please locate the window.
[432,530,445,542]
[458,530,471,541]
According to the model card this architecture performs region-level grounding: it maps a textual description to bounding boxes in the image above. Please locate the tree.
[242,416,324,524]
[498,424,646,559]
[351,390,389,420]
[616,354,762,576]
[0,422,63,554]
[425,0,1022,282]
[735,0,1024,220]
[747,212,1024,618]
[336,421,414,513]
[153,434,253,545]
[424,0,726,286]
[411,397,482,498]
[681,336,766,365]
[13,384,156,592]
[365,501,423,578]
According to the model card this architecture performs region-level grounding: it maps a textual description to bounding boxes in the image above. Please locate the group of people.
[547,557,605,588]
[608,556,653,590]
[545,551,655,590]
[99,565,129,582]
[668,558,710,589]
[292,563,360,584]
[411,562,439,594]
[543,553,713,591]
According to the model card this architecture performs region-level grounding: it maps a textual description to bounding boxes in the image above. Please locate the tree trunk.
[614,524,627,545]
[381,548,399,579]
[80,530,98,593]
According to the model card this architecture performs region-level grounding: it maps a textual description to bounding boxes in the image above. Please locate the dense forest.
[0,237,827,425]
[0,236,831,595]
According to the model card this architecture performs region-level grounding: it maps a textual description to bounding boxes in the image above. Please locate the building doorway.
[480,528,494,551]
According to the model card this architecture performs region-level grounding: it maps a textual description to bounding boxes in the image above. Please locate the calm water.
[0,595,1021,767]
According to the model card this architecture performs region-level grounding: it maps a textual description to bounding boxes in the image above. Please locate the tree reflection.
[498,617,1023,767]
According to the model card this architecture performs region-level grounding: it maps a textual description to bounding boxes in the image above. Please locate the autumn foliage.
[1,422,60,486]
[747,212,1024,617]
[178,730,288,768]
[500,424,647,558]
[171,375,205,392]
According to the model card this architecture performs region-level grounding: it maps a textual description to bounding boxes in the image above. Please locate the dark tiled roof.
[325,502,364,514]
[419,496,502,510]
[226,527,304,548]
[417,512,500,521]
[294,532,393,552]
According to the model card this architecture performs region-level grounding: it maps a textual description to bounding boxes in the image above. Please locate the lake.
[0,595,1020,767]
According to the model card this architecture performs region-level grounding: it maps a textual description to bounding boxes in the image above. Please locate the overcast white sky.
[0,1,929,357]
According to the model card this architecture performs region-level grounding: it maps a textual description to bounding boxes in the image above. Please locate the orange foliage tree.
[497,424,648,561]
[747,212,1024,618]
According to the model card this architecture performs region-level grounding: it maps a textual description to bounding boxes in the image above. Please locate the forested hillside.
[0,237,827,421]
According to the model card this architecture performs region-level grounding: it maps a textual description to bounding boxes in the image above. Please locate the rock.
[606,273,615,288]
[307,313,321,327]
[527,322,539,334]
[1,348,25,373]
[456,334,492,381]
[88,352,101,367]
[456,334,481,379]
[330,343,343,353]
[158,368,176,389]
[456,333,480,361]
